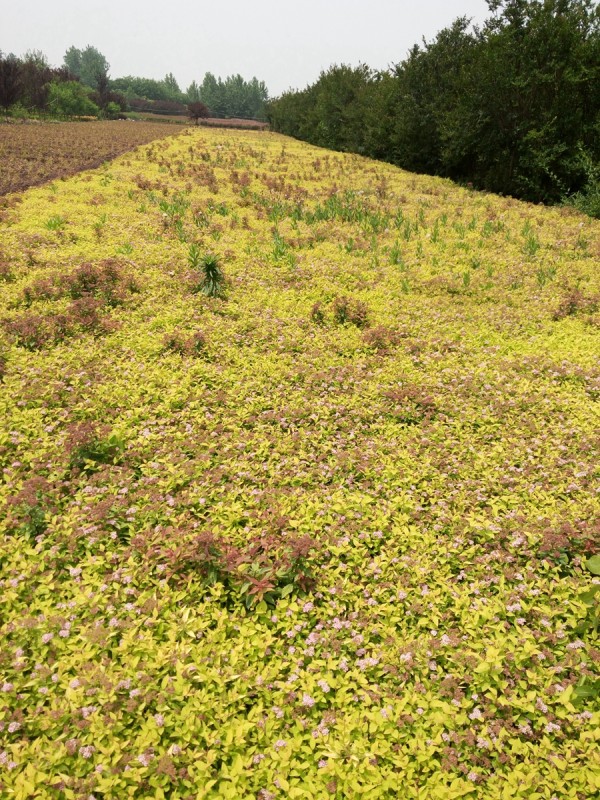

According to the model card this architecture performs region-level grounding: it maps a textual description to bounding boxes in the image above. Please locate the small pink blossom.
[312,722,329,737]
[518,723,533,736]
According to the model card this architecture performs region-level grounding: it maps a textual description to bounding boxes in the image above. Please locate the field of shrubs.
[0,126,599,799]
[0,122,179,196]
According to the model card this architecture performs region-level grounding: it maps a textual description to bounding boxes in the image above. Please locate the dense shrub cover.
[0,127,599,798]
[0,122,181,196]
[267,0,600,212]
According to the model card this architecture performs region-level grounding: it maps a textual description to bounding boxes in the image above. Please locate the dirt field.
[200,117,268,130]
[0,120,182,195]
[131,112,269,130]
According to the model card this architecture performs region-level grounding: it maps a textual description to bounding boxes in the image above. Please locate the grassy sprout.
[190,247,225,297]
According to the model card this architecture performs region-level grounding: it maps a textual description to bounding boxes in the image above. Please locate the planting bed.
[0,121,181,196]
[0,128,599,799]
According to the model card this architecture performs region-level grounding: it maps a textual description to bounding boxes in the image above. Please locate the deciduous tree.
[0,53,21,111]
[187,101,210,124]
[63,45,109,90]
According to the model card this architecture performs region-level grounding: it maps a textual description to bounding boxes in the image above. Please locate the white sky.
[2,0,492,96]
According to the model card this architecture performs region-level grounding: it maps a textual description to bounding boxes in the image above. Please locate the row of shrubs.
[2,260,137,349]
[3,249,598,355]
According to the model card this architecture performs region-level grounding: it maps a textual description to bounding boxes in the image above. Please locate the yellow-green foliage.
[0,128,599,799]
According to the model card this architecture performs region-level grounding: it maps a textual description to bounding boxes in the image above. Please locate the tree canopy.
[63,45,109,90]
[267,0,600,211]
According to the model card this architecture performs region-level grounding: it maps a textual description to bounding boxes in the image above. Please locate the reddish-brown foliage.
[199,117,268,130]
[0,121,181,195]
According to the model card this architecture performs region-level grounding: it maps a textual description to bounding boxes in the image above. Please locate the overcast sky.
[2,0,492,96]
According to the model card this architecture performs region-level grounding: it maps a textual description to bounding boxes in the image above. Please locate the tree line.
[267,0,600,214]
[0,47,127,118]
[0,45,269,121]
[113,72,268,120]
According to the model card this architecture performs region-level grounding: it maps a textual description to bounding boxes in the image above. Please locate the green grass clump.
[189,245,226,297]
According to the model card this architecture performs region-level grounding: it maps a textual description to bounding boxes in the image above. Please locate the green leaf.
[279,583,294,598]
[572,678,600,706]
[584,555,600,575]
[580,586,600,605]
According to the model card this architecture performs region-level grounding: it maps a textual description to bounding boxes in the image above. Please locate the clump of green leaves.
[3,312,70,350]
[362,325,400,352]
[13,497,48,539]
[64,259,137,306]
[189,245,226,297]
[565,147,600,219]
[44,215,67,231]
[553,287,599,320]
[66,422,125,473]
[140,529,317,611]
[576,555,600,640]
[162,328,207,356]
[310,301,326,325]
[332,295,370,327]
[389,240,404,265]
[0,260,16,282]
[536,265,556,288]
